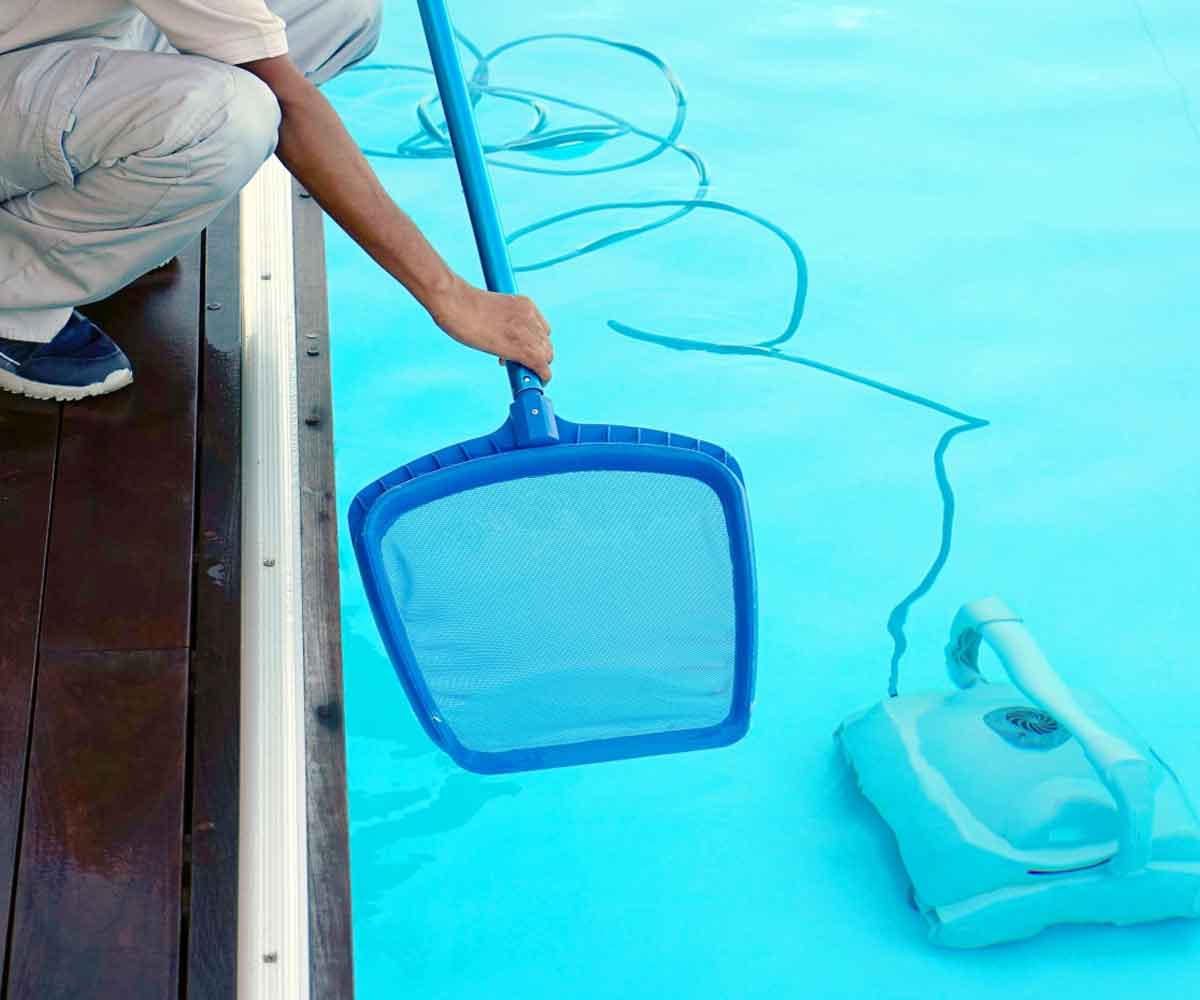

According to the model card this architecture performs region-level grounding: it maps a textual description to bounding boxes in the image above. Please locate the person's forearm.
[259,66,460,309]
[239,56,554,381]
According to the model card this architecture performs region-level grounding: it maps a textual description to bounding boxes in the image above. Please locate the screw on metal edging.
[306,346,320,356]
[263,558,276,567]
[261,272,271,280]
[305,410,321,426]
[206,302,222,311]
[263,953,278,964]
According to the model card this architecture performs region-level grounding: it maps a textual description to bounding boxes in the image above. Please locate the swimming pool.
[323,1,1200,995]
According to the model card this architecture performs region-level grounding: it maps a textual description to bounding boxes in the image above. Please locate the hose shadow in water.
[343,32,990,696]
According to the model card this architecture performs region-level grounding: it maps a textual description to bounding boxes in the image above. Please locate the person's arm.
[240,55,553,381]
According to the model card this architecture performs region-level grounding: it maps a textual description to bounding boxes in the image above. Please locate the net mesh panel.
[379,469,737,753]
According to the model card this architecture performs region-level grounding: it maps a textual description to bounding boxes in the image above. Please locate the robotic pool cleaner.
[837,597,1200,948]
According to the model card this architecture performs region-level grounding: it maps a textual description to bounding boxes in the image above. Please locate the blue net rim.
[350,415,748,526]
[349,414,758,774]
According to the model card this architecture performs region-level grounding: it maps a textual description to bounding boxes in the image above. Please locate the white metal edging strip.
[238,155,311,1000]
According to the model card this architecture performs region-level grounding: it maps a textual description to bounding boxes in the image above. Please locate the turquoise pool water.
[323,1,1200,995]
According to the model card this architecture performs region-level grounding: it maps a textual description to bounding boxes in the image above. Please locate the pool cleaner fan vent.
[984,706,1071,751]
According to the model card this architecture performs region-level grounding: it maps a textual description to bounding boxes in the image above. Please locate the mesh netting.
[378,469,738,753]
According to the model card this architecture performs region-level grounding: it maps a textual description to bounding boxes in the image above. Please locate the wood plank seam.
[0,404,60,998]
[176,226,208,1000]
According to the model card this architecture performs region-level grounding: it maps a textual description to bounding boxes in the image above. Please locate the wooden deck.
[293,183,355,1000]
[0,193,354,999]
[0,194,351,999]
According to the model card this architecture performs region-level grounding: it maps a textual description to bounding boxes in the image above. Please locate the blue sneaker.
[0,312,133,401]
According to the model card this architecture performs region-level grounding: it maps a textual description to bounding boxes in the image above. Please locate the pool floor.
[324,1,1200,996]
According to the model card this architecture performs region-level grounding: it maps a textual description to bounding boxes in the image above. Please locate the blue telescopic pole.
[415,0,558,445]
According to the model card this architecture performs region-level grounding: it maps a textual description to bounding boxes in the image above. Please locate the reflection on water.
[390,773,522,839]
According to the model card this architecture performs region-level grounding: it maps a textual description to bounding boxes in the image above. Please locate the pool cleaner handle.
[946,597,1156,876]
[415,0,559,447]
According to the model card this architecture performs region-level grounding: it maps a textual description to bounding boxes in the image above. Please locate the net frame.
[350,415,757,774]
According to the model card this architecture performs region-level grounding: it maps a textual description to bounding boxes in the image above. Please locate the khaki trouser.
[0,0,381,342]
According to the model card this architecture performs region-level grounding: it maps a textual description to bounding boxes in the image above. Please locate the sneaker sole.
[0,366,134,402]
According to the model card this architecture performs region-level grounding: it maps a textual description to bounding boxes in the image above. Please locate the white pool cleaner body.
[837,597,1200,948]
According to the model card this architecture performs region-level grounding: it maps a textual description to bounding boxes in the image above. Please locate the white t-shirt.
[0,1,288,64]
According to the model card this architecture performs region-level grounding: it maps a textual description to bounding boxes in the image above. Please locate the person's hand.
[428,275,553,382]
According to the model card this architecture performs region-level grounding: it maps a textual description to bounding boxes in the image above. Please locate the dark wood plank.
[185,206,243,1000]
[0,396,58,979]
[9,247,203,997]
[293,181,356,999]
[40,246,202,652]
[5,648,188,1000]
